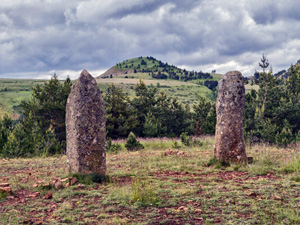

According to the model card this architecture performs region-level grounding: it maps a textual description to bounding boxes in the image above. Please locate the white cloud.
[1,0,300,78]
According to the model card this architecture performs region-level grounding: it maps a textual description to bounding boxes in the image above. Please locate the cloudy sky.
[1,0,300,79]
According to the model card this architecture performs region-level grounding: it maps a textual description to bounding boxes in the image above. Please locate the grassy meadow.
[0,79,45,119]
[1,136,300,224]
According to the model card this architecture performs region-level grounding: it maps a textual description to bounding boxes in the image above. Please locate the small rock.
[70,177,78,186]
[247,192,257,197]
[53,181,63,189]
[78,184,86,188]
[28,192,40,198]
[44,192,53,199]
[42,183,50,188]
[0,187,12,194]
[274,195,282,200]
[0,183,9,187]
[36,180,45,184]
[178,206,188,212]
[61,178,69,182]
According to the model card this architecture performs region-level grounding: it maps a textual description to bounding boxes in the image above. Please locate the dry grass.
[1,137,300,224]
[98,77,198,87]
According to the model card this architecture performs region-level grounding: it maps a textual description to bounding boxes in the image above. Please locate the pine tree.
[103,84,138,139]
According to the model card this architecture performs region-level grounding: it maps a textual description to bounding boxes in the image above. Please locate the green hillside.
[98,56,218,82]
[0,79,45,119]
[96,56,221,105]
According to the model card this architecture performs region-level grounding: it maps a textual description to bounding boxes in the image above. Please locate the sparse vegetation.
[1,137,300,224]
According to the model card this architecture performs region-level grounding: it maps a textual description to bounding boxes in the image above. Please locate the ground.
[1,137,300,224]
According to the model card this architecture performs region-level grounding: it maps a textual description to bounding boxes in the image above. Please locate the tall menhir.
[214,71,247,163]
[66,69,106,175]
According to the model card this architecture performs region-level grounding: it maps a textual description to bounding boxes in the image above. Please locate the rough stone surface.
[66,69,106,175]
[214,71,247,163]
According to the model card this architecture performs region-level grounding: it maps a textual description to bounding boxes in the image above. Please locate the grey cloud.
[1,0,300,78]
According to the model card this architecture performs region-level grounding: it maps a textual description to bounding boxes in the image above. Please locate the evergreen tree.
[103,84,138,139]
[21,74,72,146]
[193,96,212,135]
[259,54,270,73]
[143,111,162,137]
[0,114,14,154]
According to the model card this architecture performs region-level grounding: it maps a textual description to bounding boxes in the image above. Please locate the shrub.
[131,179,157,206]
[180,132,203,147]
[125,132,144,151]
[180,132,192,146]
[106,138,122,153]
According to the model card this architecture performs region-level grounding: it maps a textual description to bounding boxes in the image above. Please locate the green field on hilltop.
[0,79,45,119]
[0,75,261,119]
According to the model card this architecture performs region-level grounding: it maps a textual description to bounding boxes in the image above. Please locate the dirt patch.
[113,176,132,185]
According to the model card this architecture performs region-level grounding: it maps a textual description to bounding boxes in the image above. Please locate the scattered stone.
[78,184,86,188]
[44,191,53,199]
[247,192,257,197]
[178,206,188,212]
[274,195,282,200]
[164,149,187,157]
[36,180,45,185]
[66,69,106,175]
[214,71,247,163]
[28,192,40,198]
[0,183,9,187]
[0,187,12,194]
[61,178,70,182]
[70,177,78,186]
[195,209,202,213]
[42,183,50,188]
[53,180,63,189]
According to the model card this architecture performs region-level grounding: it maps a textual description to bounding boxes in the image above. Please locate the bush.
[106,138,122,153]
[180,132,192,146]
[180,132,203,147]
[131,179,158,206]
[125,132,144,151]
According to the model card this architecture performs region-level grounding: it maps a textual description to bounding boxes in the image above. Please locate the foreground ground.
[1,137,300,224]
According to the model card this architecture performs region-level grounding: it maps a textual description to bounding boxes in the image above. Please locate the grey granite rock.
[214,71,247,163]
[66,69,106,175]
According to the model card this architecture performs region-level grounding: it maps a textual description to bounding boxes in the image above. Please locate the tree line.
[1,59,300,157]
[244,64,300,146]
[0,76,216,158]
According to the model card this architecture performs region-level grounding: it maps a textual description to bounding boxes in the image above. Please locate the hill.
[97,56,216,82]
[0,57,223,119]
[274,60,300,78]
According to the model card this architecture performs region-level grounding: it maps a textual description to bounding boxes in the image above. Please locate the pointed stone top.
[225,70,241,76]
[78,69,96,85]
[224,71,242,79]
[81,69,90,77]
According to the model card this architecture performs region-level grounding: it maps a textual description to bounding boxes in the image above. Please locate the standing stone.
[66,69,106,175]
[214,71,247,163]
